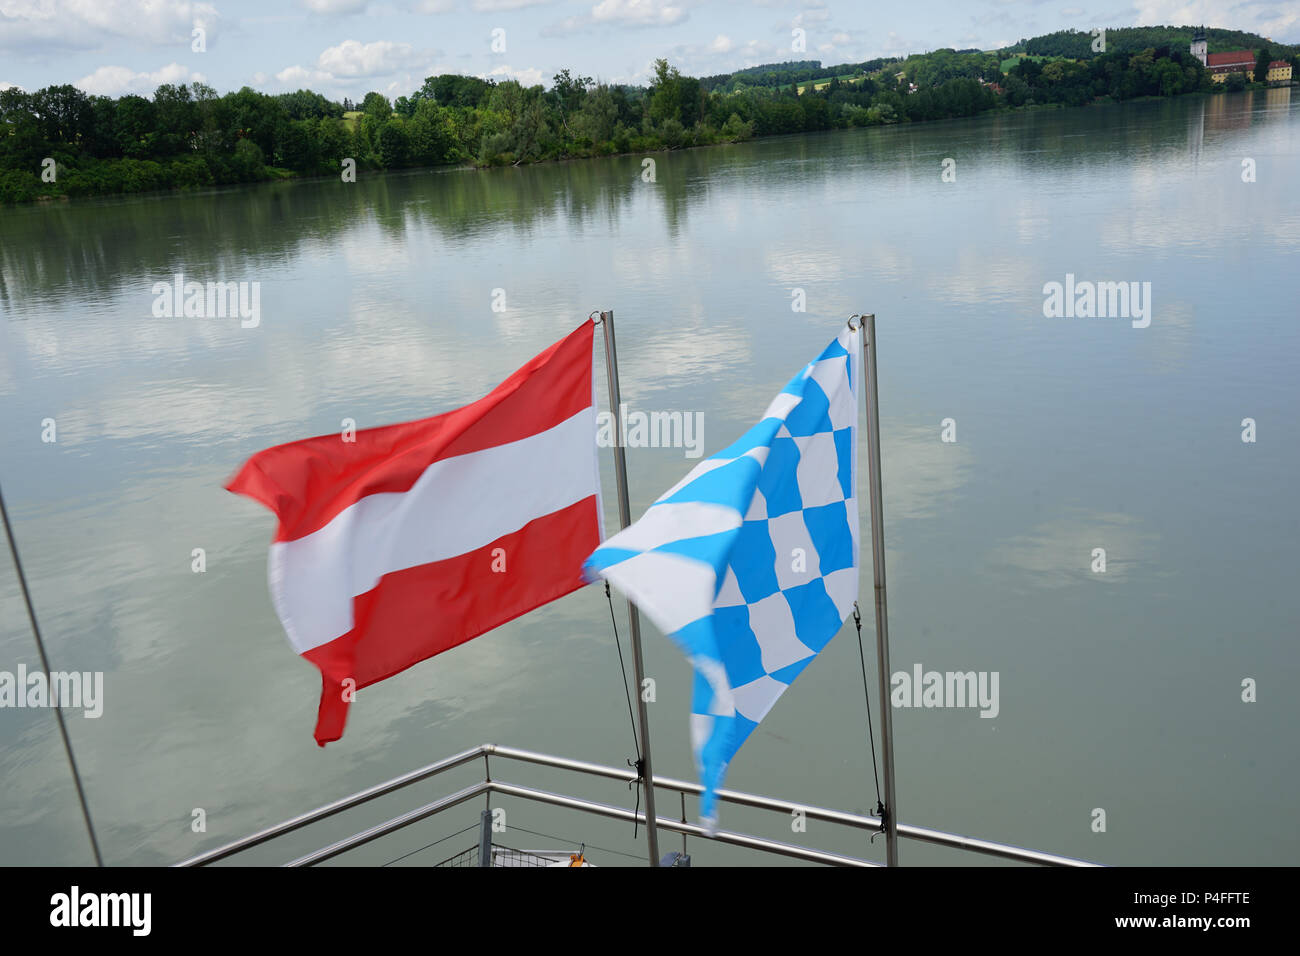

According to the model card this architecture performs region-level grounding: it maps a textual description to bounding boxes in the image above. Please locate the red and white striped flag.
[226,321,603,744]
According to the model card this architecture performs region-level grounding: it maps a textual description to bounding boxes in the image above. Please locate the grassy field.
[343,110,362,131]
[795,73,865,94]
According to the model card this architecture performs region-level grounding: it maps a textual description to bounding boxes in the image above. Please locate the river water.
[1,88,1297,866]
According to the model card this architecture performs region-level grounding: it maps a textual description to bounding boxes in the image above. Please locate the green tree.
[1254,47,1271,83]
[720,112,753,141]
[1154,59,1184,96]
[230,137,264,178]
[314,116,351,167]
[0,89,47,168]
[362,92,392,121]
[573,84,617,143]
[29,84,94,146]
[678,75,702,127]
[420,74,493,108]
[152,83,197,155]
[190,82,225,157]
[648,58,683,124]
[510,95,551,161]
[377,117,411,167]
[551,69,592,124]
[275,118,317,171]
[277,89,343,120]
[487,81,524,123]
[408,99,453,165]
[114,95,157,158]
[225,86,284,157]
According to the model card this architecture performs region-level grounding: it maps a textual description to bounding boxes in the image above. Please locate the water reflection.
[988,510,1158,589]
[2,92,1298,866]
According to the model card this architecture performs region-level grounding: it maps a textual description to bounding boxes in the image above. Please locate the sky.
[0,0,1297,100]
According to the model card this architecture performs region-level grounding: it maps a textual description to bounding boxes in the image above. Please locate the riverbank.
[3,82,1267,208]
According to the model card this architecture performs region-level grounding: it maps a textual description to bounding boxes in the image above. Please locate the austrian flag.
[227,321,603,744]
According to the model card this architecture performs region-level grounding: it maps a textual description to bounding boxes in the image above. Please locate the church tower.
[1191,26,1208,66]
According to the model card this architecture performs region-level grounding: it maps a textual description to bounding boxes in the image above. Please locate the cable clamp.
[870,801,890,843]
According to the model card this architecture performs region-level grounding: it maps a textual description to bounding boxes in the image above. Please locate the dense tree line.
[1002,46,1213,106]
[898,49,1004,87]
[699,60,824,92]
[2,26,1289,204]
[0,82,348,202]
[1010,26,1300,61]
[0,60,993,203]
[698,58,902,93]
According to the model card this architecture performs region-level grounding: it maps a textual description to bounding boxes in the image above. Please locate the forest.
[2,26,1296,204]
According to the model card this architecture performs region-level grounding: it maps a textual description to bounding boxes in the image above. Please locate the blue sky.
[1,1,1296,99]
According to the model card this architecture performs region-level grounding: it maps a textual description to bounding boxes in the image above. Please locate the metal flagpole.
[596,310,662,867]
[860,313,900,866]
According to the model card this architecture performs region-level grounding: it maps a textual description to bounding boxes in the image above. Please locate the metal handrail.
[174,746,486,866]
[486,745,1099,867]
[175,743,1101,868]
[487,781,878,867]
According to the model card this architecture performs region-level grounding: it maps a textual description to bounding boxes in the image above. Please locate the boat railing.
[174,743,1102,868]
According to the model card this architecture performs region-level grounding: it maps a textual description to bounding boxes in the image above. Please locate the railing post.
[598,310,662,867]
[862,313,900,866]
[478,807,493,867]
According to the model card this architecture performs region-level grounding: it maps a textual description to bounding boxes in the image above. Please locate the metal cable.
[603,582,645,839]
[603,582,642,763]
[379,822,480,866]
[0,480,104,866]
[852,602,885,817]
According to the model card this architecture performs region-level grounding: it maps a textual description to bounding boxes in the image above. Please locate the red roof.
[1269,60,1289,69]
[1206,51,1255,67]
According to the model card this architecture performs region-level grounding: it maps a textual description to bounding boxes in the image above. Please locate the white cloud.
[75,62,207,97]
[415,0,456,11]
[485,64,546,85]
[274,64,334,88]
[988,512,1158,587]
[316,39,418,78]
[274,39,430,93]
[472,0,553,10]
[0,81,22,91]
[663,35,778,77]
[0,0,220,51]
[591,0,687,28]
[542,0,687,36]
[793,7,830,26]
[301,0,370,12]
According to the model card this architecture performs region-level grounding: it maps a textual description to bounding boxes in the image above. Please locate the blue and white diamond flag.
[584,325,861,824]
